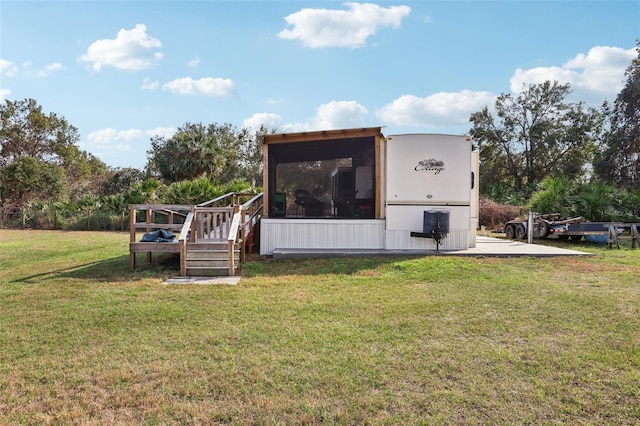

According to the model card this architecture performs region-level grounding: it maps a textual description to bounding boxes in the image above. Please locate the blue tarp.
[141,229,176,242]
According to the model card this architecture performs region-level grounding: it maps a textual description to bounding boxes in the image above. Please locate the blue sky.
[1,1,638,170]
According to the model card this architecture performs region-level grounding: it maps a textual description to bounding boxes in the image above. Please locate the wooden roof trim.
[262,126,384,145]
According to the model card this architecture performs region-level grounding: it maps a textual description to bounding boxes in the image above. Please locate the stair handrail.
[178,210,195,276]
[227,211,242,276]
[238,193,263,261]
[197,192,235,208]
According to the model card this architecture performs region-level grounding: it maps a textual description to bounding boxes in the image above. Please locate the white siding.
[386,134,472,205]
[469,218,478,248]
[260,219,385,255]
[386,229,470,250]
[386,205,470,232]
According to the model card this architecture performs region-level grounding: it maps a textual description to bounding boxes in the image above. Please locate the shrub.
[479,197,525,230]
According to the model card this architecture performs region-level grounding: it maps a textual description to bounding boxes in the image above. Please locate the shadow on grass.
[240,254,429,278]
[11,253,181,284]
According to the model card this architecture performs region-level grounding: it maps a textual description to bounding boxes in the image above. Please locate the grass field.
[1,229,639,425]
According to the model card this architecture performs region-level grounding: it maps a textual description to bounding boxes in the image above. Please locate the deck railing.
[129,204,192,269]
[129,192,263,275]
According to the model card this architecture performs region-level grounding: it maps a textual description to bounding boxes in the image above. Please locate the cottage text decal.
[415,158,445,175]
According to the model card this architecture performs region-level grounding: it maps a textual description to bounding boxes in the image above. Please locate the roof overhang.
[261,126,384,146]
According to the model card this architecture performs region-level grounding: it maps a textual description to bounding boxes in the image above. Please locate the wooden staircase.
[185,241,240,276]
[129,192,263,277]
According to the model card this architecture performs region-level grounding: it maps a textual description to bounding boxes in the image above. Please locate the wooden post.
[190,207,196,242]
[240,208,247,262]
[129,206,137,270]
[179,238,186,276]
[608,225,620,249]
[631,224,640,249]
[228,239,235,276]
[146,209,152,263]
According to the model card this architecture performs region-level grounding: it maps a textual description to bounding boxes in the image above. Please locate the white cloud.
[188,56,200,67]
[0,59,18,77]
[83,126,177,160]
[79,24,163,71]
[510,45,636,101]
[87,128,121,144]
[312,100,368,129]
[0,88,11,101]
[245,100,369,133]
[141,77,159,90]
[277,2,411,48]
[377,90,496,127]
[162,77,235,97]
[37,62,64,77]
[6,60,65,78]
[83,128,133,153]
[147,127,176,139]
[87,126,176,145]
[242,113,284,131]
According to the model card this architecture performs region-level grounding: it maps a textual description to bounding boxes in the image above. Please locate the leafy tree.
[571,182,619,221]
[147,122,229,183]
[528,176,574,217]
[76,193,102,230]
[617,189,640,222]
[54,141,109,198]
[123,178,163,205]
[146,122,267,185]
[593,42,640,189]
[1,98,78,166]
[161,177,219,205]
[0,98,109,203]
[160,177,254,205]
[469,81,602,197]
[485,183,526,206]
[101,167,147,196]
[232,125,271,187]
[0,156,66,205]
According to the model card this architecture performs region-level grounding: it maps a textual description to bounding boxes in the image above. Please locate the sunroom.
[260,127,386,255]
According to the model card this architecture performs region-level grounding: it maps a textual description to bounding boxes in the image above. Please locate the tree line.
[1,42,638,229]
[472,42,639,194]
[0,101,270,229]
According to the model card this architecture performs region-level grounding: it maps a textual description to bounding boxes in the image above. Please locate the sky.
[1,1,638,170]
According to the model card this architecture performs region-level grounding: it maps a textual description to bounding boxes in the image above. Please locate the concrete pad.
[272,236,592,259]
[454,236,592,257]
[163,276,241,285]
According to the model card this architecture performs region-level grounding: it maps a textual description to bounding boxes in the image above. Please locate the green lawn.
[1,229,639,425]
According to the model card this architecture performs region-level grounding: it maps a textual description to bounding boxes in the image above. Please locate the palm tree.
[572,182,618,221]
[528,176,573,217]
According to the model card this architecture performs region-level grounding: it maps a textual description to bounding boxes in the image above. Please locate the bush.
[479,197,525,230]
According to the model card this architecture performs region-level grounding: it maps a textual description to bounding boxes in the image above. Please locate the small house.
[260,127,479,255]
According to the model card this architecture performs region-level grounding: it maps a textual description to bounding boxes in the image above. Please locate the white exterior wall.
[469,150,480,248]
[260,219,385,255]
[260,134,478,255]
[386,134,472,205]
[385,205,470,250]
[384,134,473,250]
[386,229,470,250]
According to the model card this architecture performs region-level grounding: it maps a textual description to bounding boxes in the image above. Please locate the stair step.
[187,244,236,251]
[186,268,232,277]
[186,250,238,260]
[186,260,237,268]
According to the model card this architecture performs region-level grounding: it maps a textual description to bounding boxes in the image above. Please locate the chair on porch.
[294,189,323,217]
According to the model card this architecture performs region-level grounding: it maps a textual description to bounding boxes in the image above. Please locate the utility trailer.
[504,214,625,241]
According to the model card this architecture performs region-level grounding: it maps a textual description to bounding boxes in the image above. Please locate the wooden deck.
[129,193,263,276]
